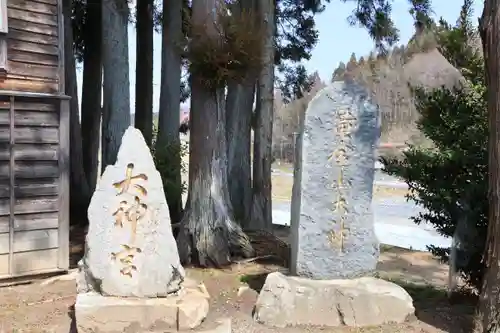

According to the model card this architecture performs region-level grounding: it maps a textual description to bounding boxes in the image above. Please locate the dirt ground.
[0,226,477,333]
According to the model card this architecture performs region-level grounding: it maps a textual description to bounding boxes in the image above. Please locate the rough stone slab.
[75,290,209,332]
[78,126,185,297]
[290,81,380,279]
[254,272,414,328]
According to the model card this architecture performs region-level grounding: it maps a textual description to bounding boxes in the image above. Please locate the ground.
[0,160,473,332]
[0,226,476,333]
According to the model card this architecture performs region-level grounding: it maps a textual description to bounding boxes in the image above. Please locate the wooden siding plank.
[58,99,69,269]
[0,108,60,126]
[0,199,7,215]
[9,18,57,37]
[8,8,57,27]
[0,78,58,93]
[15,212,58,231]
[8,0,58,16]
[11,161,59,178]
[0,100,56,111]
[15,196,59,214]
[9,39,59,56]
[0,144,58,161]
[0,125,7,143]
[8,50,58,66]
[0,233,8,254]
[12,248,59,275]
[14,111,59,126]
[0,212,58,233]
[22,0,58,6]
[0,208,6,232]
[13,229,58,252]
[15,178,58,197]
[7,61,58,80]
[0,254,7,275]
[9,29,58,45]
[0,161,7,179]
[0,196,59,216]
[14,127,59,144]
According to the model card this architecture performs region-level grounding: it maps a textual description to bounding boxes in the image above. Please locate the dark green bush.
[151,124,188,205]
[381,0,487,291]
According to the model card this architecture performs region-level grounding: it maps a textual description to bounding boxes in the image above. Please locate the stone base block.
[75,290,209,332]
[254,272,415,328]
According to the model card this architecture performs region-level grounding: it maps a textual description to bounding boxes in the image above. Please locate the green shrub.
[151,124,188,203]
[381,0,487,291]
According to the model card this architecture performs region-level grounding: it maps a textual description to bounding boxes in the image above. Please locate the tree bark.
[475,2,500,332]
[226,82,254,226]
[101,0,131,169]
[63,0,91,225]
[155,0,183,224]
[176,0,253,267]
[250,0,274,231]
[134,0,154,146]
[225,0,256,227]
[81,0,103,193]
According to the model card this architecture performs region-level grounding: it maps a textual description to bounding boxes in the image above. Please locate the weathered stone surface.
[290,81,380,279]
[254,272,414,328]
[78,126,185,297]
[75,289,209,332]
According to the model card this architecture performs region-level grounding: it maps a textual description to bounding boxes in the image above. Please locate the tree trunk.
[226,80,254,226]
[81,0,103,193]
[134,0,154,146]
[250,0,274,231]
[63,0,91,225]
[155,0,183,224]
[475,2,500,332]
[101,0,131,169]
[176,0,253,267]
[225,0,256,227]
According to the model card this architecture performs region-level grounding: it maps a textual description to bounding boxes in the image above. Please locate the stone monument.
[290,80,380,279]
[253,82,415,329]
[75,127,212,332]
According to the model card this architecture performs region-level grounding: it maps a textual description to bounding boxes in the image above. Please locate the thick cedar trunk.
[226,80,254,225]
[176,0,253,266]
[63,0,91,225]
[225,0,257,227]
[155,0,183,224]
[134,0,154,146]
[475,2,500,332]
[250,0,274,231]
[101,0,131,169]
[81,0,103,193]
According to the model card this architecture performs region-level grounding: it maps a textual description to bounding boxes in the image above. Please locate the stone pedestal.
[254,272,415,328]
[75,290,210,333]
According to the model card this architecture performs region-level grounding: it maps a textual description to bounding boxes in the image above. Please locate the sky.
[76,0,484,113]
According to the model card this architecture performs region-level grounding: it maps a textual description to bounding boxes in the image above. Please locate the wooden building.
[0,0,69,278]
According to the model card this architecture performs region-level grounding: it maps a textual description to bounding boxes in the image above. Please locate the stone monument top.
[290,80,380,279]
[77,126,185,297]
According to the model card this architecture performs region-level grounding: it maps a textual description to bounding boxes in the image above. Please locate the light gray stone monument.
[75,127,215,332]
[290,81,380,279]
[77,126,185,297]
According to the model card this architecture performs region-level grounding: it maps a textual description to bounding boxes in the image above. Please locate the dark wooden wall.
[0,95,69,277]
[0,0,62,94]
